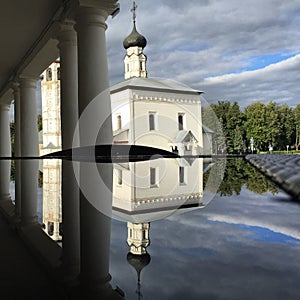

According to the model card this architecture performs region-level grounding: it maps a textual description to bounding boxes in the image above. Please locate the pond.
[108,158,300,299]
[9,157,300,299]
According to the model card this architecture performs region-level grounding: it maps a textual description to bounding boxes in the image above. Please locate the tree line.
[203,101,300,154]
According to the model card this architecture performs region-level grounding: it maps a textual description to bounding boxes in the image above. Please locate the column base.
[69,273,124,299]
[0,196,18,225]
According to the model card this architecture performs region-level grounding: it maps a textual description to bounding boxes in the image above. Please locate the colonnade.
[0,0,122,298]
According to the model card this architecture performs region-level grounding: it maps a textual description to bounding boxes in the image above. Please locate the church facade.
[111,17,204,156]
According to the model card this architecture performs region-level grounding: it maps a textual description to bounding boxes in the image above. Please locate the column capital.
[10,81,20,92]
[77,0,119,17]
[56,20,77,49]
[0,102,11,111]
[75,0,119,30]
[19,77,38,89]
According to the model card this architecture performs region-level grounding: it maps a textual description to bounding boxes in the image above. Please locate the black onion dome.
[123,22,147,49]
[127,252,151,274]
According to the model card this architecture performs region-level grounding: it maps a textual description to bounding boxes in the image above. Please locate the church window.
[127,64,130,72]
[57,67,60,80]
[179,166,185,185]
[46,68,52,81]
[117,169,122,185]
[149,112,157,131]
[140,61,143,70]
[178,113,185,130]
[150,167,158,187]
[117,115,122,130]
[48,222,54,236]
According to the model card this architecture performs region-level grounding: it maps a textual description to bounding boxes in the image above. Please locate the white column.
[57,20,80,281]
[76,4,115,145]
[12,83,21,218]
[20,77,39,225]
[0,102,11,200]
[75,1,119,294]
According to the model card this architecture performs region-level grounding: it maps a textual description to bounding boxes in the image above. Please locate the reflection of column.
[12,83,21,218]
[57,20,80,281]
[75,1,121,296]
[20,77,39,225]
[0,103,11,200]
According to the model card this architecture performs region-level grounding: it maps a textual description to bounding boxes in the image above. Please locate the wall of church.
[112,158,203,214]
[113,163,134,209]
[132,95,203,151]
[111,89,131,135]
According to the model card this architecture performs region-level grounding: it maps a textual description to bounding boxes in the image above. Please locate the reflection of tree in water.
[204,158,278,196]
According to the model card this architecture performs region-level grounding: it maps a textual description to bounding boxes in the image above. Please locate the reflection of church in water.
[111,4,206,298]
[111,1,205,247]
[40,2,208,297]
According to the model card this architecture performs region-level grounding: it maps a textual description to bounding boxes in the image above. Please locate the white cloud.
[106,0,300,107]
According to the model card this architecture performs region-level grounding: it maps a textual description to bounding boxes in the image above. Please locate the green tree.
[244,102,267,151]
[208,101,244,153]
[264,101,281,149]
[233,126,244,154]
[10,121,15,154]
[215,117,226,153]
[294,104,300,150]
[277,104,295,150]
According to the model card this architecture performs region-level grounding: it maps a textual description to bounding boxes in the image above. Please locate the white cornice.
[133,192,203,208]
[132,93,201,104]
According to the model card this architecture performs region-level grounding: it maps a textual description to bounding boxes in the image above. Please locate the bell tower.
[123,2,147,79]
[127,222,150,255]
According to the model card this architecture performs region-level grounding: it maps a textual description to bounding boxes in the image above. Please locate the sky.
[106,0,300,109]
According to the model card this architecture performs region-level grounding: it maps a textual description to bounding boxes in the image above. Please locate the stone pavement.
[246,154,300,200]
[0,213,66,299]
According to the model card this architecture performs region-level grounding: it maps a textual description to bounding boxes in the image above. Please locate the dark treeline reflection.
[204,158,278,196]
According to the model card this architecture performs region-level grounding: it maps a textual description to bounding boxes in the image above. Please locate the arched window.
[48,221,54,236]
[178,113,184,130]
[179,166,185,184]
[150,167,158,187]
[46,68,52,81]
[117,115,122,130]
[149,112,156,131]
[117,169,122,185]
[57,67,60,80]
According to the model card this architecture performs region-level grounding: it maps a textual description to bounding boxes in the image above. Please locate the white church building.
[111,12,204,156]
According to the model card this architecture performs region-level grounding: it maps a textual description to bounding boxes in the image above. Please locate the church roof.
[111,77,203,95]
[172,130,198,143]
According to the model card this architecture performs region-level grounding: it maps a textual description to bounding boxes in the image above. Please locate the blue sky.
[106,0,300,108]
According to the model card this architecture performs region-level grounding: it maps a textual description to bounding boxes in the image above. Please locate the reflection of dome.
[127,252,151,299]
[123,23,147,49]
[127,252,151,274]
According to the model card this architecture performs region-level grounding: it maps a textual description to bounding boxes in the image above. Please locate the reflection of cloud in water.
[110,186,300,299]
[206,215,300,242]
